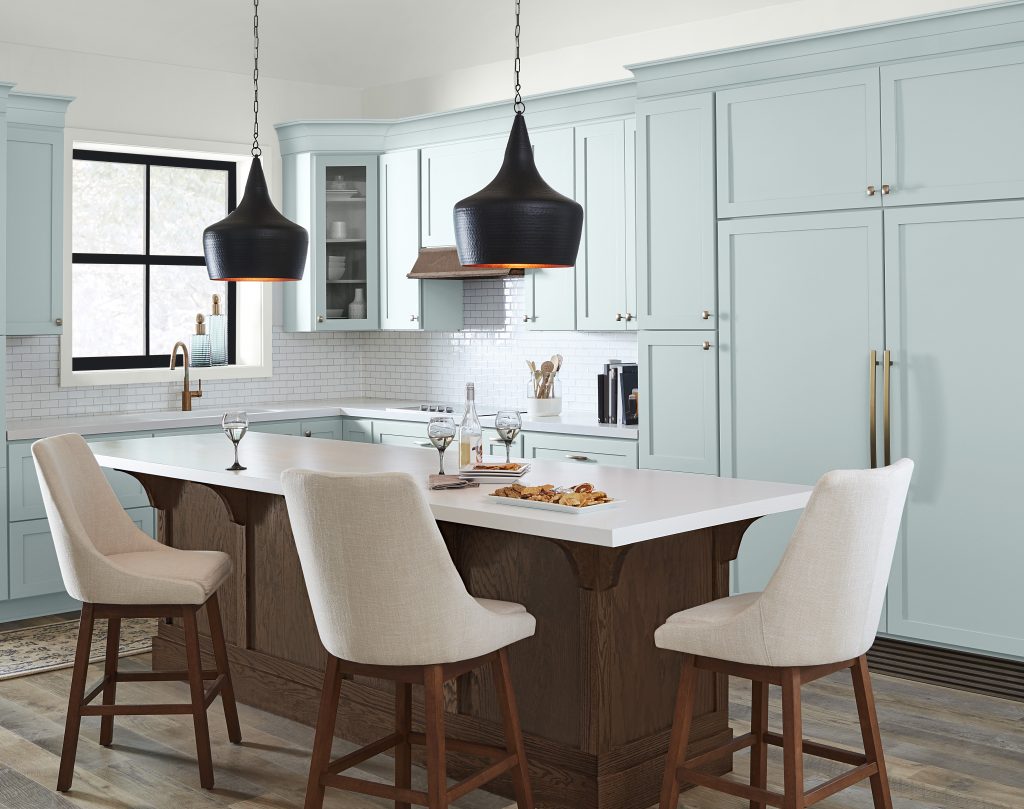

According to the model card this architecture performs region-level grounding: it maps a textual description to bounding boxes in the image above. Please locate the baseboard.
[868,636,1024,703]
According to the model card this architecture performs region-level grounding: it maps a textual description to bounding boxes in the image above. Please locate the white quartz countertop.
[7,398,638,441]
[90,432,810,548]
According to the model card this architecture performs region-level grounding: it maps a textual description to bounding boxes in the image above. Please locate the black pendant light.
[204,0,308,282]
[454,0,583,269]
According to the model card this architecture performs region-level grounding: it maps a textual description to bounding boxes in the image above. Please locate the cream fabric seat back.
[282,469,536,666]
[32,433,166,603]
[756,459,913,664]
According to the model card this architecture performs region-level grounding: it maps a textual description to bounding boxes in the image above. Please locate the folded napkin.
[429,474,479,490]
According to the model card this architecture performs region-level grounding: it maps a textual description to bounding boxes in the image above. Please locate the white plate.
[485,495,621,514]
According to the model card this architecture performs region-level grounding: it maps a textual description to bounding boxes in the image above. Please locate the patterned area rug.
[0,617,157,680]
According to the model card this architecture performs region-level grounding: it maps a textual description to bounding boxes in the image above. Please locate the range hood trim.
[407,247,526,280]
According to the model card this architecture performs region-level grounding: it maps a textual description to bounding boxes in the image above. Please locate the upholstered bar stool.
[655,459,913,809]
[282,469,537,809]
[32,433,241,792]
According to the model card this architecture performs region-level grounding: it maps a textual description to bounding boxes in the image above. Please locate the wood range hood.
[406,247,525,280]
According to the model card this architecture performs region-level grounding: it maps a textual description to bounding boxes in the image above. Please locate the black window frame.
[71,149,238,371]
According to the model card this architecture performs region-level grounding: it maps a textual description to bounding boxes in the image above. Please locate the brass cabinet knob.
[866,185,877,197]
[701,309,712,320]
[615,313,624,322]
[55,317,63,326]
[702,340,713,351]
[881,184,892,195]
[304,430,312,438]
[317,314,325,323]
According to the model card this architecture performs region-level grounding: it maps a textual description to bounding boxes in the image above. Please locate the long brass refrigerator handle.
[869,350,878,469]
[883,349,892,467]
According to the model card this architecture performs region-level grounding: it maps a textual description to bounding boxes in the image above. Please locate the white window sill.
[61,362,272,388]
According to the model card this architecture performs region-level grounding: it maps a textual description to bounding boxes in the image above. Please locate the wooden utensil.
[539,360,555,398]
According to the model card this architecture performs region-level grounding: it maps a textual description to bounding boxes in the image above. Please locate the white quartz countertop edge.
[7,399,638,442]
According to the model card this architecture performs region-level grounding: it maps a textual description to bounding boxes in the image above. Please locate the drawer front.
[342,419,374,443]
[377,431,435,451]
[484,429,524,460]
[522,433,638,469]
[9,433,154,522]
[300,418,345,440]
[248,420,303,436]
[9,507,155,600]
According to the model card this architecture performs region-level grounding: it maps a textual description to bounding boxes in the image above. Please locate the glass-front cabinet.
[283,153,379,331]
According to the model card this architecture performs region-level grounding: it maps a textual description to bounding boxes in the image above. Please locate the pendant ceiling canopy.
[453,0,583,270]
[204,0,308,282]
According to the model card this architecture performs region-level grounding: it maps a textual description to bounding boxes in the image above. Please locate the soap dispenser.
[190,313,212,367]
[209,293,228,366]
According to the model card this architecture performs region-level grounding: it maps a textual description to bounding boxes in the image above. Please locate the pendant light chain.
[251,0,261,157]
[513,0,525,114]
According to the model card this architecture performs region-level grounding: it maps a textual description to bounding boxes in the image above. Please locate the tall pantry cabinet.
[711,45,1024,658]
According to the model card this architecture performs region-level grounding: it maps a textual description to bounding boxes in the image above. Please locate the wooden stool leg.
[395,682,413,809]
[423,665,448,809]
[57,604,95,792]
[183,608,215,789]
[659,653,697,809]
[492,649,535,809]
[749,678,769,809]
[852,656,894,809]
[781,668,805,809]
[305,656,342,809]
[99,616,121,747]
[206,593,242,744]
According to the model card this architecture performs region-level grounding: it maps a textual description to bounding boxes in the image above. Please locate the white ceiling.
[0,0,796,90]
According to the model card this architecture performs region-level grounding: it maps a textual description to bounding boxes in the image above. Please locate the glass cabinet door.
[315,155,379,330]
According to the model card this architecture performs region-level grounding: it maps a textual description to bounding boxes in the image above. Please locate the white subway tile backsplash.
[5,278,636,420]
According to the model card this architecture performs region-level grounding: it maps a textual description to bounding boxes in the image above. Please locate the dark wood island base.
[134,474,757,809]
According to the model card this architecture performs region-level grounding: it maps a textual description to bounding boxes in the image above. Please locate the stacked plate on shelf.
[459,462,531,484]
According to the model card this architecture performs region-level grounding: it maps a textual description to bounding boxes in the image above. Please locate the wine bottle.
[459,383,483,469]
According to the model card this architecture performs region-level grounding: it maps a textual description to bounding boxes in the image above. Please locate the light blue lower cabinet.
[248,420,303,436]
[300,419,344,440]
[638,332,718,474]
[522,432,638,469]
[0,471,7,602]
[342,418,374,443]
[484,429,524,460]
[374,419,435,451]
[9,507,154,601]
[718,211,885,594]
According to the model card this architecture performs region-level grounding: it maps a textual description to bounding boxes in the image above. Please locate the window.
[71,150,237,370]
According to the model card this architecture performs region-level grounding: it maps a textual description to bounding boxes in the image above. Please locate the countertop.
[90,432,810,548]
[6,398,639,442]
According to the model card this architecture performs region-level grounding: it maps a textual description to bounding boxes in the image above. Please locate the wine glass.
[222,410,249,471]
[494,410,522,464]
[427,416,456,476]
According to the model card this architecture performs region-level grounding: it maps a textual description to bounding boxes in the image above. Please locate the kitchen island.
[90,432,810,809]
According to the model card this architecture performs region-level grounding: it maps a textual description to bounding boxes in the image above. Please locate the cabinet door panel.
[525,128,577,331]
[639,332,718,474]
[342,418,374,443]
[881,47,1024,206]
[719,211,884,593]
[522,432,638,469]
[7,126,63,335]
[300,419,344,440]
[717,70,882,217]
[248,420,302,436]
[885,202,1024,657]
[636,94,715,330]
[420,137,504,248]
[381,150,423,329]
[575,121,629,331]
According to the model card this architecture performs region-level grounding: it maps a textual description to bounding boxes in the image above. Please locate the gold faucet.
[170,341,203,412]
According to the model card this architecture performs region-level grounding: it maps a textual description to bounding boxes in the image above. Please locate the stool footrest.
[761,732,868,766]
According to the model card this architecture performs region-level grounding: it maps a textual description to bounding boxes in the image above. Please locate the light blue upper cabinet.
[6,93,71,336]
[881,47,1024,206]
[419,136,504,248]
[884,201,1024,658]
[719,211,884,593]
[716,70,882,217]
[636,93,715,330]
[283,152,379,332]
[380,149,462,331]
[523,127,577,331]
[638,331,718,474]
[574,119,635,331]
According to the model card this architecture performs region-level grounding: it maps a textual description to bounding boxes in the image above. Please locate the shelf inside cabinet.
[326,280,366,284]
[326,238,366,244]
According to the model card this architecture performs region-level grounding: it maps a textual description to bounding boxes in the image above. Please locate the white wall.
[361,0,997,117]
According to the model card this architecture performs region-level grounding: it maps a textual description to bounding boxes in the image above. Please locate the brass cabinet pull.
[881,184,892,195]
[883,349,892,466]
[701,309,712,320]
[866,185,877,197]
[701,340,713,351]
[869,350,878,468]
